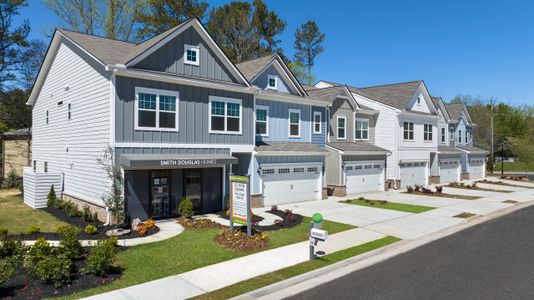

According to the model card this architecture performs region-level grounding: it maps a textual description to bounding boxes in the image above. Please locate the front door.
[151,171,170,218]
[184,169,202,212]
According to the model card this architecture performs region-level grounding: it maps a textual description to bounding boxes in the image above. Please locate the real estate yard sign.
[230,175,251,235]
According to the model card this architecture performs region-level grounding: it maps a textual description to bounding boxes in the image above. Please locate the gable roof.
[305,85,363,109]
[432,96,451,121]
[356,80,423,110]
[445,103,468,124]
[236,53,307,96]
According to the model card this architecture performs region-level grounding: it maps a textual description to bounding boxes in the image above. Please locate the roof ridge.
[236,53,277,66]
[58,28,137,45]
[360,80,422,90]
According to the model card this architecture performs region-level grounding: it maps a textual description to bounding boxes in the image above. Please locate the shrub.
[406,186,414,193]
[145,218,156,230]
[26,237,52,273]
[57,225,83,260]
[85,225,98,235]
[414,184,422,192]
[471,182,477,188]
[66,201,81,217]
[0,227,7,235]
[84,237,118,276]
[1,169,22,189]
[93,212,100,224]
[358,196,365,200]
[35,254,73,288]
[179,198,194,218]
[435,185,443,194]
[0,259,14,286]
[46,185,57,208]
[137,223,147,236]
[27,224,41,234]
[270,205,278,212]
[82,205,94,222]
[0,237,27,267]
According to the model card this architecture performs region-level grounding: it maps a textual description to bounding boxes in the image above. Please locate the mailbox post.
[309,213,328,260]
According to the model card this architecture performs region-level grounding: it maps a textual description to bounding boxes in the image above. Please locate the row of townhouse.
[22,18,488,221]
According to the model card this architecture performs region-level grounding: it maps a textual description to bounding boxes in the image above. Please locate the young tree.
[508,136,534,175]
[293,20,325,74]
[43,0,100,35]
[288,60,315,85]
[0,0,30,90]
[136,0,208,40]
[19,39,47,91]
[251,0,285,55]
[98,146,125,224]
[103,0,146,41]
[0,88,32,130]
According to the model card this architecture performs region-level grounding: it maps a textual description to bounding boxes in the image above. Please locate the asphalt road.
[288,205,534,300]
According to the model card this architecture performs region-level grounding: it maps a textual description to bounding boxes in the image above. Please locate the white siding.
[23,167,63,208]
[352,94,399,180]
[407,84,434,114]
[30,40,111,206]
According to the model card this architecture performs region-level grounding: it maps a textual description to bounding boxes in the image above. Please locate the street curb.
[232,200,534,300]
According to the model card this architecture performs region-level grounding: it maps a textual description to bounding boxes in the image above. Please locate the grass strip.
[503,200,519,204]
[454,212,477,218]
[194,236,400,300]
[340,198,434,213]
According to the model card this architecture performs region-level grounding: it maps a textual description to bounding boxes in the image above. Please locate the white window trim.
[424,124,433,142]
[441,127,446,143]
[355,118,369,141]
[337,115,346,140]
[267,75,278,90]
[417,94,423,105]
[458,130,463,144]
[184,45,200,66]
[209,96,243,135]
[313,111,322,134]
[288,108,301,138]
[403,122,414,141]
[255,105,269,137]
[134,87,179,132]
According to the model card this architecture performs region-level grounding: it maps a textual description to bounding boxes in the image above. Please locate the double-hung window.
[424,124,433,141]
[135,88,179,131]
[289,109,300,137]
[313,111,322,134]
[267,75,277,90]
[441,127,446,143]
[256,106,268,136]
[465,130,469,144]
[403,122,414,140]
[337,116,346,140]
[355,118,369,140]
[209,96,242,134]
[184,45,199,66]
[458,130,462,144]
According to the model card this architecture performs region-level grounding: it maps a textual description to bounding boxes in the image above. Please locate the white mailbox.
[310,228,328,241]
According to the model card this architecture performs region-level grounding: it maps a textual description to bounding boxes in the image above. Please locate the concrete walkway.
[84,183,534,300]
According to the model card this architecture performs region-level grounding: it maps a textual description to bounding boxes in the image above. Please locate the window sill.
[209,130,243,135]
[184,61,199,66]
[134,127,179,132]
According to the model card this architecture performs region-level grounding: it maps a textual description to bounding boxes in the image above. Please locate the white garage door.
[400,162,428,188]
[261,164,322,206]
[345,161,384,195]
[469,158,486,179]
[439,160,461,184]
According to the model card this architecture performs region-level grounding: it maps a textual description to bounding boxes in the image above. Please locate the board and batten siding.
[355,112,377,144]
[115,147,230,156]
[134,27,238,84]
[251,64,297,94]
[255,98,312,143]
[352,93,399,180]
[30,38,111,206]
[115,76,254,145]
[328,97,354,143]
[311,106,327,145]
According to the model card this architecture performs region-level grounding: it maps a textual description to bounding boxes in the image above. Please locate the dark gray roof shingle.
[445,103,464,121]
[355,80,423,110]
[438,146,463,154]
[256,142,328,153]
[457,145,489,154]
[235,54,277,81]
[327,142,389,153]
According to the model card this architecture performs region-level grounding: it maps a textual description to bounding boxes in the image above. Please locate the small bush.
[145,218,156,230]
[46,185,57,208]
[0,237,27,267]
[93,212,100,224]
[66,201,81,217]
[57,225,83,260]
[85,225,98,235]
[414,184,422,192]
[179,198,194,218]
[0,227,8,235]
[0,259,14,286]
[55,198,65,209]
[84,237,118,276]
[26,237,52,273]
[270,205,278,212]
[471,182,477,188]
[406,186,414,193]
[1,170,22,189]
[82,205,94,222]
[358,196,365,200]
[35,254,73,288]
[27,224,41,234]
[435,185,443,194]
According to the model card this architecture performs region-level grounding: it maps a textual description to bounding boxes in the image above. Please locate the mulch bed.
[214,229,269,251]
[478,179,526,188]
[177,217,223,229]
[259,210,303,231]
[0,249,122,299]
[499,175,531,182]
[447,183,512,193]
[5,206,159,240]
[216,211,265,224]
[404,191,480,200]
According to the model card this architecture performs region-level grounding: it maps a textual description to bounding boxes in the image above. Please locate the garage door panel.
[439,160,461,183]
[345,162,384,195]
[400,162,427,188]
[262,165,322,206]
[469,159,485,179]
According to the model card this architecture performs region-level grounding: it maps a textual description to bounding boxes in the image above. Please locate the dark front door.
[150,171,170,218]
[184,169,202,212]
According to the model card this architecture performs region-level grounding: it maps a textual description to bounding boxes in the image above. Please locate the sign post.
[230,175,252,236]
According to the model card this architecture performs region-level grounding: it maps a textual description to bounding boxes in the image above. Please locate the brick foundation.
[322,187,328,199]
[251,194,263,208]
[327,185,346,197]
[62,193,108,223]
[429,176,440,184]
[461,173,470,180]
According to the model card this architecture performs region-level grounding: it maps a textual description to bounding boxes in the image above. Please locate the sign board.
[230,175,251,235]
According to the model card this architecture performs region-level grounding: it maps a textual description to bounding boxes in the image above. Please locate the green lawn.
[494,162,534,173]
[0,193,68,234]
[62,217,354,299]
[194,236,401,300]
[341,198,435,213]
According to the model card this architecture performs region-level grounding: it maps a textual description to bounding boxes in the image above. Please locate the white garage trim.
[399,161,429,188]
[438,159,461,183]
[344,160,385,195]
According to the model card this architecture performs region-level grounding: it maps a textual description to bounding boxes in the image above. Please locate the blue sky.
[15,0,534,105]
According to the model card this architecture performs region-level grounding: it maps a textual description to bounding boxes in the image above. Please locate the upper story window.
[337,116,346,140]
[417,94,423,105]
[313,111,322,134]
[44,161,48,173]
[465,130,469,144]
[267,75,277,90]
[256,105,268,136]
[33,160,36,172]
[458,130,462,144]
[46,110,49,124]
[424,124,433,141]
[68,103,71,120]
[135,88,179,131]
[184,45,200,66]
[289,109,300,138]
[355,118,369,140]
[450,128,454,142]
[441,127,446,143]
[403,122,414,140]
[209,96,242,134]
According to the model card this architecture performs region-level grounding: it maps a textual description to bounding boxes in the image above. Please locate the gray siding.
[325,148,342,185]
[255,98,311,143]
[115,76,254,145]
[329,97,354,142]
[252,65,296,94]
[134,27,238,83]
[115,147,230,157]
[355,112,376,144]
[311,106,326,145]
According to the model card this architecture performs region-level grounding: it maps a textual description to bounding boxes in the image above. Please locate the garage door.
[261,164,322,206]
[469,158,486,179]
[345,161,384,195]
[439,159,460,184]
[400,162,428,188]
